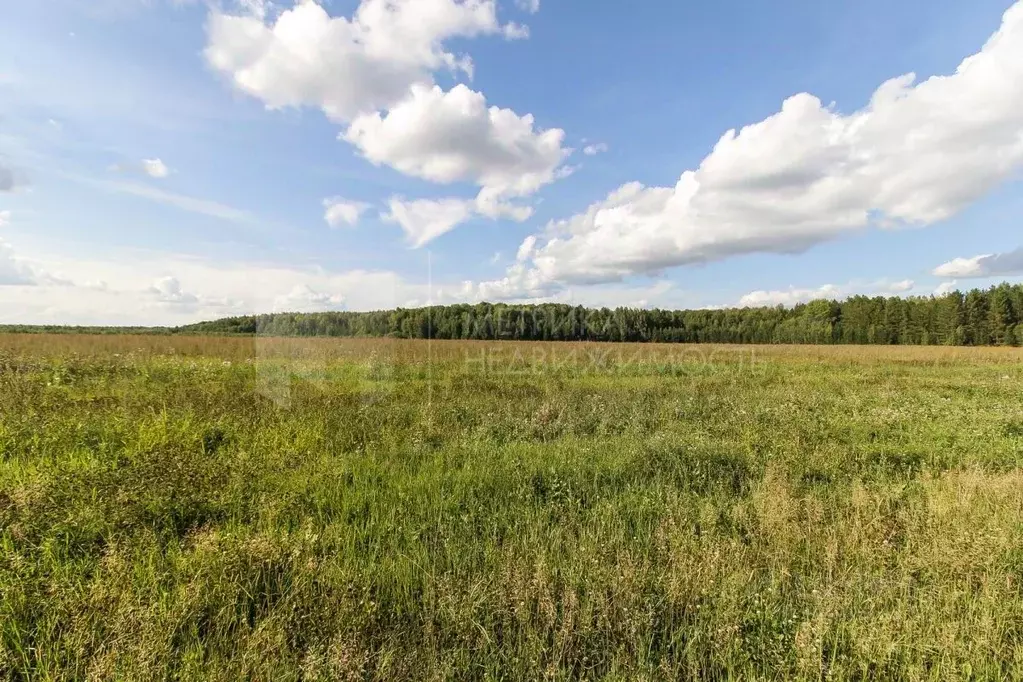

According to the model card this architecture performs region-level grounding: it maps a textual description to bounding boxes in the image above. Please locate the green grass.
[2,336,1023,680]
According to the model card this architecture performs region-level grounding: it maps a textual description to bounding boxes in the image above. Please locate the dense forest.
[174,283,1023,346]
[0,325,171,335]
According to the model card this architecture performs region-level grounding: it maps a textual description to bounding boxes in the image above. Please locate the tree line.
[177,283,1023,346]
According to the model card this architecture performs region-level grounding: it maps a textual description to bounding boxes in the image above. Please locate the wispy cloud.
[74,176,253,223]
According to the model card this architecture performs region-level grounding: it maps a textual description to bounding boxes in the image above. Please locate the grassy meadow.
[2,334,1023,680]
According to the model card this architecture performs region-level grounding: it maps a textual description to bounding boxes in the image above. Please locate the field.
[2,334,1023,680]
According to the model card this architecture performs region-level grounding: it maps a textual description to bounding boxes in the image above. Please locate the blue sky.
[1,0,1022,324]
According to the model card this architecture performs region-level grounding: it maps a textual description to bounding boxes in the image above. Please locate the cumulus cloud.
[344,83,569,201]
[478,2,1023,297]
[473,195,534,222]
[933,247,1023,278]
[344,83,568,192]
[516,0,540,13]
[148,276,199,304]
[475,260,556,300]
[582,142,608,156]
[146,275,246,314]
[887,279,916,293]
[205,0,525,123]
[737,279,919,308]
[206,1,569,243]
[516,234,537,261]
[475,270,678,306]
[273,283,345,312]
[0,211,10,228]
[323,197,369,227]
[738,284,844,308]
[935,280,960,296]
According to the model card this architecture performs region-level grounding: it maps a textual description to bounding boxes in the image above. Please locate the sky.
[1,0,1022,325]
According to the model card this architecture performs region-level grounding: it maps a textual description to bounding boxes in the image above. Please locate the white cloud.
[230,0,270,18]
[516,0,540,13]
[479,2,1023,295]
[934,256,990,278]
[110,158,172,179]
[475,260,555,300]
[0,211,9,228]
[382,191,535,247]
[516,234,537,261]
[582,142,608,156]
[207,2,567,242]
[0,238,71,287]
[144,275,240,315]
[476,272,677,307]
[935,280,960,296]
[933,247,1023,278]
[503,22,529,39]
[80,176,253,222]
[738,284,844,308]
[148,276,199,304]
[0,240,37,286]
[345,82,569,245]
[344,83,569,199]
[472,193,534,221]
[887,279,916,293]
[0,239,686,323]
[204,0,524,123]
[141,158,170,178]
[273,283,345,312]
[737,279,920,308]
[323,197,369,227]
[383,196,476,247]
[0,242,451,325]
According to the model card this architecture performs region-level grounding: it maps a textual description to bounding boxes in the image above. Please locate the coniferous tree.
[172,284,1023,347]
